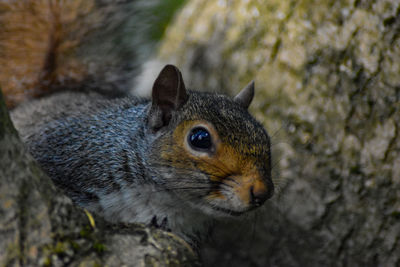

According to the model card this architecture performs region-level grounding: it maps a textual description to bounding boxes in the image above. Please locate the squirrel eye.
[188,127,212,150]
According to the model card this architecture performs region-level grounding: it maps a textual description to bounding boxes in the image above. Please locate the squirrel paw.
[149,216,171,232]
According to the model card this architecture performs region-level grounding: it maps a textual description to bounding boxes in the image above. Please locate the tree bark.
[0,89,199,266]
[158,0,400,266]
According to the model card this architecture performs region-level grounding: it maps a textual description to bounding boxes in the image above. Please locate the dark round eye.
[188,127,212,150]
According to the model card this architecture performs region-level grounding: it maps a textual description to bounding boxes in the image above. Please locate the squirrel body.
[11,69,274,241]
[4,0,274,243]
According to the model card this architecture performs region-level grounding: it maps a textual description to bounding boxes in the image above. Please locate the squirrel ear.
[234,81,255,109]
[148,65,188,131]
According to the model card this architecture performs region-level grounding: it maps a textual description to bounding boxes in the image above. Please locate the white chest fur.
[89,184,213,241]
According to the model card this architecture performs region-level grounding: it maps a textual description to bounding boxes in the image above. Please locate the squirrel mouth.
[210,206,254,216]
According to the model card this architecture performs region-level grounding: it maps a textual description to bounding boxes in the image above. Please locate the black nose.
[250,184,273,207]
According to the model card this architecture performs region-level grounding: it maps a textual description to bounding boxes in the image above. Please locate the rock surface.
[158,0,400,266]
[0,89,199,267]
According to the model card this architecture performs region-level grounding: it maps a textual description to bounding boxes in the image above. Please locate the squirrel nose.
[250,183,273,207]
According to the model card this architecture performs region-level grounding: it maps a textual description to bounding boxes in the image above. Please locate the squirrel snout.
[230,174,273,208]
[250,183,273,207]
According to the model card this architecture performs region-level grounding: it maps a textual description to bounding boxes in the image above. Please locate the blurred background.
[152,0,400,266]
[1,0,399,266]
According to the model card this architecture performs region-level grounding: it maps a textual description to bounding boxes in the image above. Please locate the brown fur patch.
[161,120,270,205]
[0,0,97,108]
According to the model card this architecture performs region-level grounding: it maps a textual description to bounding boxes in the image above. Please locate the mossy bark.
[159,0,400,266]
[0,89,199,266]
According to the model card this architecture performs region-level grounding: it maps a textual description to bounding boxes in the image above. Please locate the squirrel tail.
[0,0,152,108]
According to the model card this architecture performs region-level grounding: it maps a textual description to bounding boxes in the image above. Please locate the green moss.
[149,0,187,41]
[42,256,52,267]
[40,222,103,264]
[92,242,106,253]
[53,241,66,254]
[79,226,92,238]
[71,241,80,250]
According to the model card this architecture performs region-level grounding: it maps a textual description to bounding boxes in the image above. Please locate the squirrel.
[4,1,274,242]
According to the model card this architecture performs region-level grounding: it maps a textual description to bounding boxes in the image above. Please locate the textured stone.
[158,0,400,265]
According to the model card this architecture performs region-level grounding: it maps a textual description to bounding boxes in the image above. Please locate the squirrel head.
[147,65,273,216]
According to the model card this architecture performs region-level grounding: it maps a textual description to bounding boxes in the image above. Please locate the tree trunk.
[158,0,400,266]
[0,89,199,266]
